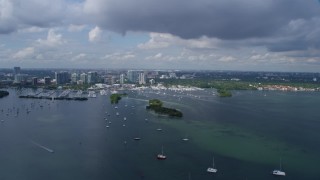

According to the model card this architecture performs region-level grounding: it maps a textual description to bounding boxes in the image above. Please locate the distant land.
[1,68,319,98]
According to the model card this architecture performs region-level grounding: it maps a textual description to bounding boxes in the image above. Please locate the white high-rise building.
[80,73,88,84]
[138,73,146,85]
[120,74,125,84]
[71,73,79,84]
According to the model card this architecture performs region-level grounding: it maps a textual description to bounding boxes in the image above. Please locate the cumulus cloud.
[104,52,135,60]
[88,26,103,42]
[12,47,35,59]
[71,53,87,61]
[146,53,163,60]
[68,24,86,32]
[139,33,220,50]
[37,29,66,47]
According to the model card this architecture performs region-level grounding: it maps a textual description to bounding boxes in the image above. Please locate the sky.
[1,0,320,72]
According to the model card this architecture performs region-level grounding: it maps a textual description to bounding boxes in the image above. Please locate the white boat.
[207,157,217,173]
[272,158,286,176]
[157,146,166,160]
[100,90,107,95]
[88,91,97,98]
[182,134,189,141]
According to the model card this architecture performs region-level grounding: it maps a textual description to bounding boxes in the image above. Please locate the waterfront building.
[139,72,146,85]
[88,71,98,84]
[55,71,70,85]
[127,70,139,83]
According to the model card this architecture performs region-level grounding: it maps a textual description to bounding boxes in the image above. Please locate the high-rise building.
[139,72,146,85]
[127,70,139,83]
[44,77,51,85]
[14,74,27,84]
[55,71,70,85]
[80,73,88,84]
[88,71,98,84]
[71,73,79,84]
[120,74,125,84]
[13,67,21,75]
[32,77,38,86]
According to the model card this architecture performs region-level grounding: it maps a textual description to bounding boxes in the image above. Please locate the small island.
[146,99,183,117]
[0,90,9,98]
[110,93,127,104]
[217,89,232,97]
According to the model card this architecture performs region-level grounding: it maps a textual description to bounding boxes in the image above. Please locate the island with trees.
[110,93,127,104]
[217,89,232,97]
[146,99,183,117]
[0,90,9,98]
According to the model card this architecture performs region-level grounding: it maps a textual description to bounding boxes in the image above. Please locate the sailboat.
[157,146,166,160]
[272,158,286,176]
[207,156,217,173]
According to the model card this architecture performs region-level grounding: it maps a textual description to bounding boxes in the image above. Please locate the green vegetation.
[161,79,260,97]
[217,89,232,97]
[110,93,127,104]
[161,79,257,90]
[0,90,9,98]
[146,99,183,117]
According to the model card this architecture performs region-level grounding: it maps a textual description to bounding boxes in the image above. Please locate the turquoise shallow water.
[0,88,319,180]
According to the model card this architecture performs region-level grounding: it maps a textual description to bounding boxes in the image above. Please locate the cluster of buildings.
[0,67,184,87]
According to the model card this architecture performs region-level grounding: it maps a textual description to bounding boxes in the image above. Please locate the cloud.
[37,29,66,47]
[146,53,163,60]
[0,0,69,34]
[12,47,35,59]
[83,0,320,40]
[71,53,87,61]
[103,52,135,60]
[68,24,86,32]
[88,26,103,42]
[139,33,220,50]
[138,33,171,49]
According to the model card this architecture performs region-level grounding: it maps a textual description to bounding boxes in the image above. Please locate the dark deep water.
[0,88,320,180]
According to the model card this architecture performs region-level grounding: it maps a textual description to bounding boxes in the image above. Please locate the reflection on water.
[0,88,320,180]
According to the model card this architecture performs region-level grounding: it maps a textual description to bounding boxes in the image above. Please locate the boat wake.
[30,140,54,153]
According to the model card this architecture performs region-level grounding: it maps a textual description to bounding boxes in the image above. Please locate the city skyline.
[1,0,320,72]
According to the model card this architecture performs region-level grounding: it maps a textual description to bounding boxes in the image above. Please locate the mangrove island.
[146,99,183,117]
[110,93,127,104]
